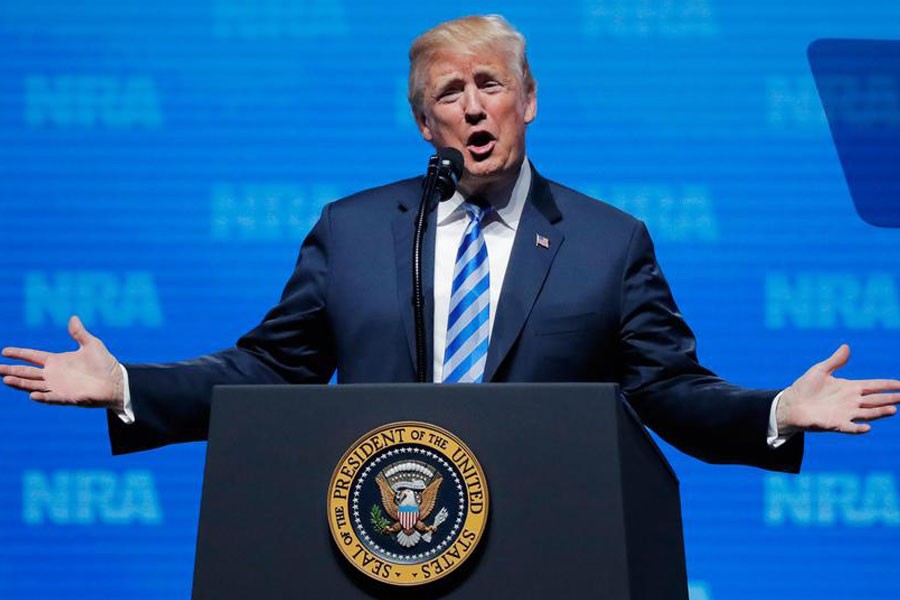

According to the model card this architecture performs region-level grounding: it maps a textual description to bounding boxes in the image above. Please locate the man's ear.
[524,86,538,124]
[415,109,434,142]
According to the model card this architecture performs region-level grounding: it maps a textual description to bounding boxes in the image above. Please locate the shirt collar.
[437,157,531,231]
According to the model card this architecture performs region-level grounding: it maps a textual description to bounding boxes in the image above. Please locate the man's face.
[415,46,537,192]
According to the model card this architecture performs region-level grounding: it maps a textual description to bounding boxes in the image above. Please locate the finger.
[855,405,898,422]
[30,391,63,404]
[1,347,50,366]
[818,344,850,374]
[0,364,44,380]
[3,376,50,393]
[68,315,93,347]
[29,391,77,405]
[840,422,871,434]
[859,380,900,395]
[860,392,900,407]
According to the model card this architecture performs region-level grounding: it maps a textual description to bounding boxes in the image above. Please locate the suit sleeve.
[617,221,803,472]
[107,204,337,455]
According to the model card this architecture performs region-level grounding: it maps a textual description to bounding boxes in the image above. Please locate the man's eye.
[438,90,462,102]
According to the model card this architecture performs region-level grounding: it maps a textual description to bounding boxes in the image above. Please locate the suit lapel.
[392,189,436,381]
[483,169,563,381]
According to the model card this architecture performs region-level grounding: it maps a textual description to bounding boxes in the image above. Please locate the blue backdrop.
[1,2,898,598]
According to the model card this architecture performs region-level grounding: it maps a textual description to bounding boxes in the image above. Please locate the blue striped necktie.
[442,201,491,383]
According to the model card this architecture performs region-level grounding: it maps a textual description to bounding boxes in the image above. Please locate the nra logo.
[25,76,162,129]
[765,272,900,330]
[22,470,163,526]
[816,73,900,128]
[766,75,827,129]
[769,72,900,130]
[25,271,163,329]
[584,0,717,38]
[212,0,346,39]
[765,472,900,527]
[586,184,718,242]
[211,182,339,241]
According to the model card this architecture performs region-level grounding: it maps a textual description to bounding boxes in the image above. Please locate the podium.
[192,384,688,598]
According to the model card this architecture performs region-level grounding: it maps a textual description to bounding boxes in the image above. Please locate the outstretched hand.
[0,315,124,410]
[778,344,900,434]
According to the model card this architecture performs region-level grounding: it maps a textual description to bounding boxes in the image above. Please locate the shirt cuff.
[767,390,799,448]
[111,364,135,424]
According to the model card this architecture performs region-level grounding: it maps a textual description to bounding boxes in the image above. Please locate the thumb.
[68,315,94,347]
[819,343,850,374]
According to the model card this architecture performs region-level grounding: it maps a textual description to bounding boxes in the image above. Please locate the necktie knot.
[463,200,490,224]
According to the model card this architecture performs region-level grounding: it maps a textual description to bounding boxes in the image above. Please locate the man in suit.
[2,15,898,470]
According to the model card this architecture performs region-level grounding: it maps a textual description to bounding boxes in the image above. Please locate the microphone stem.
[413,164,439,383]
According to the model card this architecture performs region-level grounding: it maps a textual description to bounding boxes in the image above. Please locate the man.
[2,16,898,468]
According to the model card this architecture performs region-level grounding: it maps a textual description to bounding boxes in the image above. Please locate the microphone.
[413,148,464,382]
[425,147,464,206]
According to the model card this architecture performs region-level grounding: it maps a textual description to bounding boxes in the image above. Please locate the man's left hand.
[778,344,900,434]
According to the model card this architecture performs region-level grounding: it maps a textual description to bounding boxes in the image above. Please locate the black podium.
[192,384,688,599]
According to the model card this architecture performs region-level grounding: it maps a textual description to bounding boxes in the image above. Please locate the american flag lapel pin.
[535,233,550,249]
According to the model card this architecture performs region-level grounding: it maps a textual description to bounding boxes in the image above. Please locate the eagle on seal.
[375,472,443,548]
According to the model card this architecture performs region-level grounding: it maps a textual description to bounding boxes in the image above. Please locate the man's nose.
[463,87,486,123]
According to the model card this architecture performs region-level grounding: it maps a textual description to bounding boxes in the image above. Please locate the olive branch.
[370,505,392,534]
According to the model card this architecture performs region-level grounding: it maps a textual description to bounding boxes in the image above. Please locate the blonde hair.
[407,15,536,117]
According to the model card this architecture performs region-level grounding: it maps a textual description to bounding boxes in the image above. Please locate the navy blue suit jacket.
[108,166,803,472]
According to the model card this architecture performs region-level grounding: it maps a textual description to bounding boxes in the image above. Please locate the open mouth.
[466,131,496,157]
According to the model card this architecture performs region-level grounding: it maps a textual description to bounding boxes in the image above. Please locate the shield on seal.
[399,504,419,531]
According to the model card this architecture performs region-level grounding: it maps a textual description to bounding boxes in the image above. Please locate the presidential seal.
[327,421,489,586]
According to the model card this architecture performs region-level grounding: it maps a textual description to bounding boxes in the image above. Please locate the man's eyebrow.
[472,65,501,76]
[428,65,505,93]
[430,73,464,92]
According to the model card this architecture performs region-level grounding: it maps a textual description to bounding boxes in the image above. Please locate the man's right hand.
[0,315,124,411]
